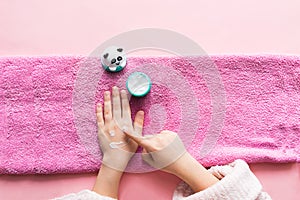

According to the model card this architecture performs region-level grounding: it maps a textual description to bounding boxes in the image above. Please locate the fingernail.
[122,126,127,132]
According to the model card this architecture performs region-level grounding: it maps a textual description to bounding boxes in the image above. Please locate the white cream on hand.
[109,141,128,149]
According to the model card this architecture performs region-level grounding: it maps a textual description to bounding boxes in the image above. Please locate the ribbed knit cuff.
[53,189,117,200]
[173,159,272,200]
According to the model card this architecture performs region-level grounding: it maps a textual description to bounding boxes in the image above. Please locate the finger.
[120,90,131,119]
[112,86,121,121]
[134,110,144,136]
[124,129,157,152]
[104,91,112,122]
[96,103,105,129]
[123,127,146,147]
[141,148,154,164]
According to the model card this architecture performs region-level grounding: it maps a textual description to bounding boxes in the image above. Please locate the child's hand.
[124,130,219,192]
[96,86,144,171]
[122,130,187,172]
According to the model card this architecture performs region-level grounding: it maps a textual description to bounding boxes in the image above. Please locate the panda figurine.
[101,46,127,72]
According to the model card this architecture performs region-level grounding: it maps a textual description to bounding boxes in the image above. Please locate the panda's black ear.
[103,53,109,59]
[117,48,123,52]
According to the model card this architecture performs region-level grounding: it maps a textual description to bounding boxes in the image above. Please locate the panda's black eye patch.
[111,58,116,64]
[117,56,122,61]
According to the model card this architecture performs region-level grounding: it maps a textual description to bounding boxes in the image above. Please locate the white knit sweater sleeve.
[52,189,116,200]
[172,159,272,200]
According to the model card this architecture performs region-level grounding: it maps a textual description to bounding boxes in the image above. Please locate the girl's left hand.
[96,86,144,171]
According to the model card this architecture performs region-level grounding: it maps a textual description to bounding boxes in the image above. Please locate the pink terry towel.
[0,55,299,174]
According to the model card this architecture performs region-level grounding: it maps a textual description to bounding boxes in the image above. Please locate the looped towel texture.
[0,55,299,174]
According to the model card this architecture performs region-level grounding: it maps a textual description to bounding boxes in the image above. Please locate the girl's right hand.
[124,130,219,192]
[123,130,186,172]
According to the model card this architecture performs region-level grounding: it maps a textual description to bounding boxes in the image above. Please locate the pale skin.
[93,86,219,199]
[93,86,144,198]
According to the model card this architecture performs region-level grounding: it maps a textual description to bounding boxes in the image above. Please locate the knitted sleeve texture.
[173,159,272,200]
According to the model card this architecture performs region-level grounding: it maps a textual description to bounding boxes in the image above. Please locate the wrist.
[99,163,124,178]
[165,152,219,192]
[102,154,130,172]
[92,164,123,199]
[163,152,192,175]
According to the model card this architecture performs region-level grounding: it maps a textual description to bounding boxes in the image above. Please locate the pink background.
[0,0,299,199]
